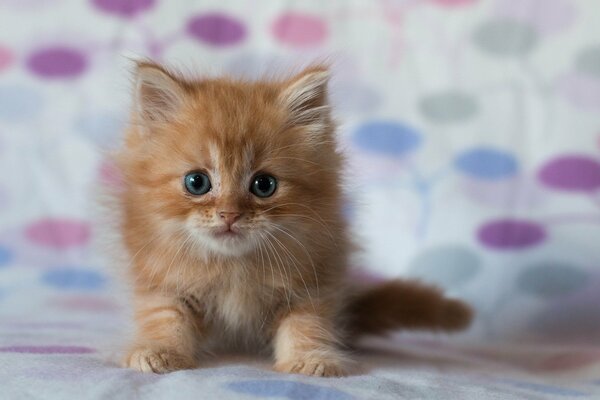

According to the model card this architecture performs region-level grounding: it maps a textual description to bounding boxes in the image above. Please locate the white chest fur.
[195,267,281,350]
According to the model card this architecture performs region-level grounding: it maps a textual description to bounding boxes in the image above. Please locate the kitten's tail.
[346,280,473,338]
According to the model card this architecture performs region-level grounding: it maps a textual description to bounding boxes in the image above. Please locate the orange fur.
[114,61,472,377]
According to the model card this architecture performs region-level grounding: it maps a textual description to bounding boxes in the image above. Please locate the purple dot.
[478,219,546,250]
[186,13,246,47]
[27,47,88,79]
[92,0,155,18]
[0,345,95,354]
[538,155,600,192]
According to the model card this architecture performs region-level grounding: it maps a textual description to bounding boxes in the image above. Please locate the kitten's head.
[119,62,343,258]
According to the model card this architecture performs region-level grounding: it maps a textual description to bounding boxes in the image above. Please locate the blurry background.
[0,0,599,346]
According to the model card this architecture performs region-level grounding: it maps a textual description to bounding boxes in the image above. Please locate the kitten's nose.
[218,211,241,227]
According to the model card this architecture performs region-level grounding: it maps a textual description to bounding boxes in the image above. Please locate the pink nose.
[219,211,241,226]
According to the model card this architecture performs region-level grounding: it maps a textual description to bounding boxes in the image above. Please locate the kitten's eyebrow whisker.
[268,139,336,153]
[266,156,334,168]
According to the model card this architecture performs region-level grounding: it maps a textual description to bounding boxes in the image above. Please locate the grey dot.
[419,91,479,124]
[517,262,588,298]
[409,245,481,287]
[473,19,538,57]
[575,44,600,78]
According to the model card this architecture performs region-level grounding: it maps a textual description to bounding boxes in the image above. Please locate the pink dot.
[0,345,94,354]
[478,219,546,250]
[99,160,124,190]
[51,296,117,312]
[429,0,477,6]
[0,45,13,71]
[25,218,91,250]
[272,13,328,48]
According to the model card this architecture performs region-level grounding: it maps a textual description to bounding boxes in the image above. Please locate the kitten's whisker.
[265,230,316,313]
[261,232,292,313]
[257,202,336,238]
[255,236,274,332]
[269,213,335,237]
[268,224,320,300]
[163,234,193,296]
[129,232,164,287]
[257,233,277,302]
[265,211,337,245]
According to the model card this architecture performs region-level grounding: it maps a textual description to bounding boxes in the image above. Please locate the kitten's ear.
[133,61,186,126]
[279,66,331,134]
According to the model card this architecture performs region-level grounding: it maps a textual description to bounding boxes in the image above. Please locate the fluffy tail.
[346,280,473,338]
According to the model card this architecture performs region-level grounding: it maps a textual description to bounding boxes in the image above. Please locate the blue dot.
[454,147,518,180]
[0,85,43,122]
[226,380,353,400]
[353,121,422,157]
[0,246,13,267]
[41,268,105,290]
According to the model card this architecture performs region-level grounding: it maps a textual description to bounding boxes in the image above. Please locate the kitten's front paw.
[274,357,349,377]
[124,347,196,373]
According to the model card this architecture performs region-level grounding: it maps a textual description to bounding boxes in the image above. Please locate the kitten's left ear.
[133,61,187,128]
[279,66,331,134]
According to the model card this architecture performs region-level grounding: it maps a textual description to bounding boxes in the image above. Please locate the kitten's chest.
[194,270,281,339]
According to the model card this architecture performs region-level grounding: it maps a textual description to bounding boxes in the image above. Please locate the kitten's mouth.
[212,227,242,239]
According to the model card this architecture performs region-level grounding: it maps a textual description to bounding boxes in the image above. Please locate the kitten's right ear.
[133,62,186,126]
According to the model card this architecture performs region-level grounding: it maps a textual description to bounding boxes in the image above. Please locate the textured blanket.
[1,0,600,398]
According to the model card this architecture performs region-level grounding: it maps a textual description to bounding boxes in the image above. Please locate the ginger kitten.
[114,61,472,377]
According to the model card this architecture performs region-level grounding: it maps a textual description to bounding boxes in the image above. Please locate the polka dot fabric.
[1,1,600,398]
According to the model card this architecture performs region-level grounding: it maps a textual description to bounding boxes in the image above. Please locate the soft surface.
[1,0,600,398]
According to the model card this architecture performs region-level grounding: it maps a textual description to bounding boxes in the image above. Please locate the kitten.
[114,61,472,377]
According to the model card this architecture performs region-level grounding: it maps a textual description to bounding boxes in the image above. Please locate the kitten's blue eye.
[251,174,277,198]
[184,172,211,195]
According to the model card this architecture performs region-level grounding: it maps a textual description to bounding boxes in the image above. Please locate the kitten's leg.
[124,291,203,373]
[273,310,350,377]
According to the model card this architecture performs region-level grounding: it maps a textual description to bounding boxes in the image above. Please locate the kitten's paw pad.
[275,359,348,377]
[124,347,196,373]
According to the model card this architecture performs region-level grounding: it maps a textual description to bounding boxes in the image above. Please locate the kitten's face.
[121,63,341,258]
